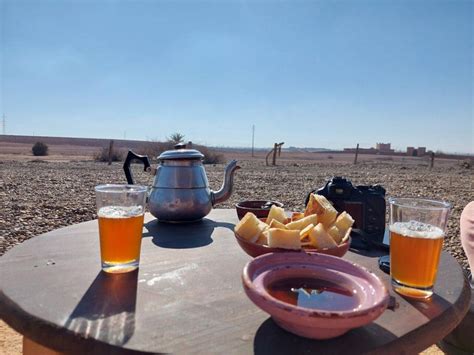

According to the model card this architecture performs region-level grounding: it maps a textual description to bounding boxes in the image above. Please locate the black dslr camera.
[305,177,386,249]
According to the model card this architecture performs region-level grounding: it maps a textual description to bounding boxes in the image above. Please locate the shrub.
[197,145,225,164]
[137,140,225,164]
[137,141,174,160]
[460,159,472,169]
[32,142,48,156]
[94,146,124,162]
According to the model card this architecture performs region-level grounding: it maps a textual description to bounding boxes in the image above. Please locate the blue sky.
[1,0,472,153]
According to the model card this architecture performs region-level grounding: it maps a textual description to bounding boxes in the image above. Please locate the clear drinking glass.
[389,197,451,299]
[95,184,147,273]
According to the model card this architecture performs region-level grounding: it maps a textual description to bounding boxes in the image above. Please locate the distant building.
[406,146,427,156]
[343,142,393,154]
[417,147,426,156]
[376,143,394,153]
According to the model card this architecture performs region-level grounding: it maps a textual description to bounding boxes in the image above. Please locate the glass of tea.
[389,197,451,299]
[95,184,148,273]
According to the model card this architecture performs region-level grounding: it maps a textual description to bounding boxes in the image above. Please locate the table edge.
[369,271,472,354]
[0,289,154,355]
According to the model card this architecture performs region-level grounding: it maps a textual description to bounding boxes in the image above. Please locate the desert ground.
[1,139,473,354]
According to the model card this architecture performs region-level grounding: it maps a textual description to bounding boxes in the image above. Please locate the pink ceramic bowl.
[242,252,389,339]
[234,232,351,258]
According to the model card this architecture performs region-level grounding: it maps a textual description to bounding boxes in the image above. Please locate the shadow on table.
[349,244,388,258]
[253,317,397,354]
[143,218,235,249]
[64,270,138,347]
[405,293,453,319]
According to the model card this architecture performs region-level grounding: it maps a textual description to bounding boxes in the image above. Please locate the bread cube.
[291,212,305,222]
[327,225,344,244]
[286,214,318,231]
[265,205,287,224]
[256,230,270,245]
[269,219,288,229]
[235,212,267,243]
[299,223,315,241]
[267,228,301,250]
[334,211,355,233]
[308,223,337,249]
[341,228,351,244]
[304,194,337,227]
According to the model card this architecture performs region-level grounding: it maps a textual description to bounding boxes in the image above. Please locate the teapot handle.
[123,150,151,184]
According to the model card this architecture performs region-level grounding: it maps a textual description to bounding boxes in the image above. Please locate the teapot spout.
[211,160,241,206]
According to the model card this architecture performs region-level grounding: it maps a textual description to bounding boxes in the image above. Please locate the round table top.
[0,209,471,354]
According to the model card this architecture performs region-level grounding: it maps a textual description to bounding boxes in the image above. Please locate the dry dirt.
[1,153,472,353]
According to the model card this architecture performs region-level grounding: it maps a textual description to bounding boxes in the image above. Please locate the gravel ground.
[0,158,471,354]
[1,158,472,271]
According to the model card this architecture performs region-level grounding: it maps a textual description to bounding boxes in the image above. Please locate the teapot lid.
[158,144,204,161]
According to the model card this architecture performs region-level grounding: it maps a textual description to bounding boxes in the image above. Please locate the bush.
[32,142,48,156]
[137,141,174,159]
[460,160,472,169]
[197,145,225,164]
[94,146,124,162]
[137,140,225,164]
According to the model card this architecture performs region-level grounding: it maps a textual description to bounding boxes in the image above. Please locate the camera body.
[306,177,386,246]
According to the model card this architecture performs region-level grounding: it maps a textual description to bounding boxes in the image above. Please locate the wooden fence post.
[266,142,284,166]
[108,140,114,165]
[354,143,359,165]
[272,143,278,166]
[277,142,284,156]
[265,148,273,166]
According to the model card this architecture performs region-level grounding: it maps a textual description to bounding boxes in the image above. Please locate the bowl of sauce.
[235,200,284,220]
[242,252,389,339]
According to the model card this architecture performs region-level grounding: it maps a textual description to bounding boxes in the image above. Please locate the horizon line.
[1,133,473,156]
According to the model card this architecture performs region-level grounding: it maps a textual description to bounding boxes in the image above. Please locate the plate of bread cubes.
[234,194,354,257]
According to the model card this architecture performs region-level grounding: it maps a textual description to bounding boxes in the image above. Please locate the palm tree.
[168,133,185,145]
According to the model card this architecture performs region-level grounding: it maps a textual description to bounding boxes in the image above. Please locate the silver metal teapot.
[123,144,240,222]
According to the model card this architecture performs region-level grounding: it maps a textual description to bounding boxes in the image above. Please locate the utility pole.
[2,114,5,135]
[251,124,255,157]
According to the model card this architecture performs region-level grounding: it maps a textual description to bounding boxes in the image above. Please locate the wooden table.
[0,209,471,354]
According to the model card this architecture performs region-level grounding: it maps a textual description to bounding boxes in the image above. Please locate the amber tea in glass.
[389,198,450,299]
[95,184,147,273]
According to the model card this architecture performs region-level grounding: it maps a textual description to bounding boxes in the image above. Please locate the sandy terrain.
[0,142,472,353]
